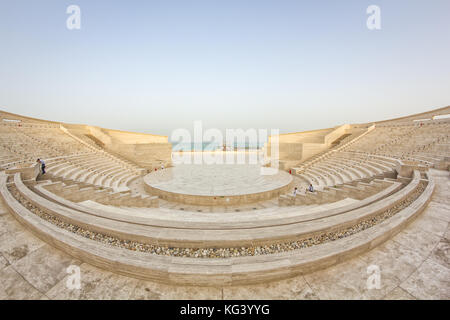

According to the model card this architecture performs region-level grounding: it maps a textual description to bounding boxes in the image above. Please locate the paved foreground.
[0,169,448,300]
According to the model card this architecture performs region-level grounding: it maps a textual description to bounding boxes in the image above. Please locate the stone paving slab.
[0,254,9,270]
[304,256,401,300]
[12,244,82,293]
[424,202,450,222]
[129,280,222,300]
[383,286,417,300]
[222,276,318,300]
[0,225,45,265]
[359,239,426,283]
[399,258,450,300]
[429,236,450,269]
[0,211,29,233]
[0,265,44,300]
[390,223,442,260]
[408,214,448,238]
[45,263,140,300]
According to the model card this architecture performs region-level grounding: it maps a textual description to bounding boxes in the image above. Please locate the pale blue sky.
[0,0,449,136]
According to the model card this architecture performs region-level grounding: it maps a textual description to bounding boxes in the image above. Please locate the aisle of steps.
[34,178,158,208]
[279,177,402,206]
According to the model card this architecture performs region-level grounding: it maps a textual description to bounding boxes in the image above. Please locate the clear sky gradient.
[1,0,449,137]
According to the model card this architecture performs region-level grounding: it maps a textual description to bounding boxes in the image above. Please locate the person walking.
[37,158,46,174]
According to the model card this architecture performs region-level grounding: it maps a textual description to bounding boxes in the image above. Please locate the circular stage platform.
[143,164,293,206]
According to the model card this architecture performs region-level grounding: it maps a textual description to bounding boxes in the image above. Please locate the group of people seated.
[293,184,314,196]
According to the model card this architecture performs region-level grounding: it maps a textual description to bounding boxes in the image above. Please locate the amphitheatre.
[0,106,448,300]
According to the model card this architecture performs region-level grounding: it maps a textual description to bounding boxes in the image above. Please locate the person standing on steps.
[37,158,46,174]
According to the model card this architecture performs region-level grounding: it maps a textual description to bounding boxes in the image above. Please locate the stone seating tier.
[4,170,424,249]
[0,170,434,285]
